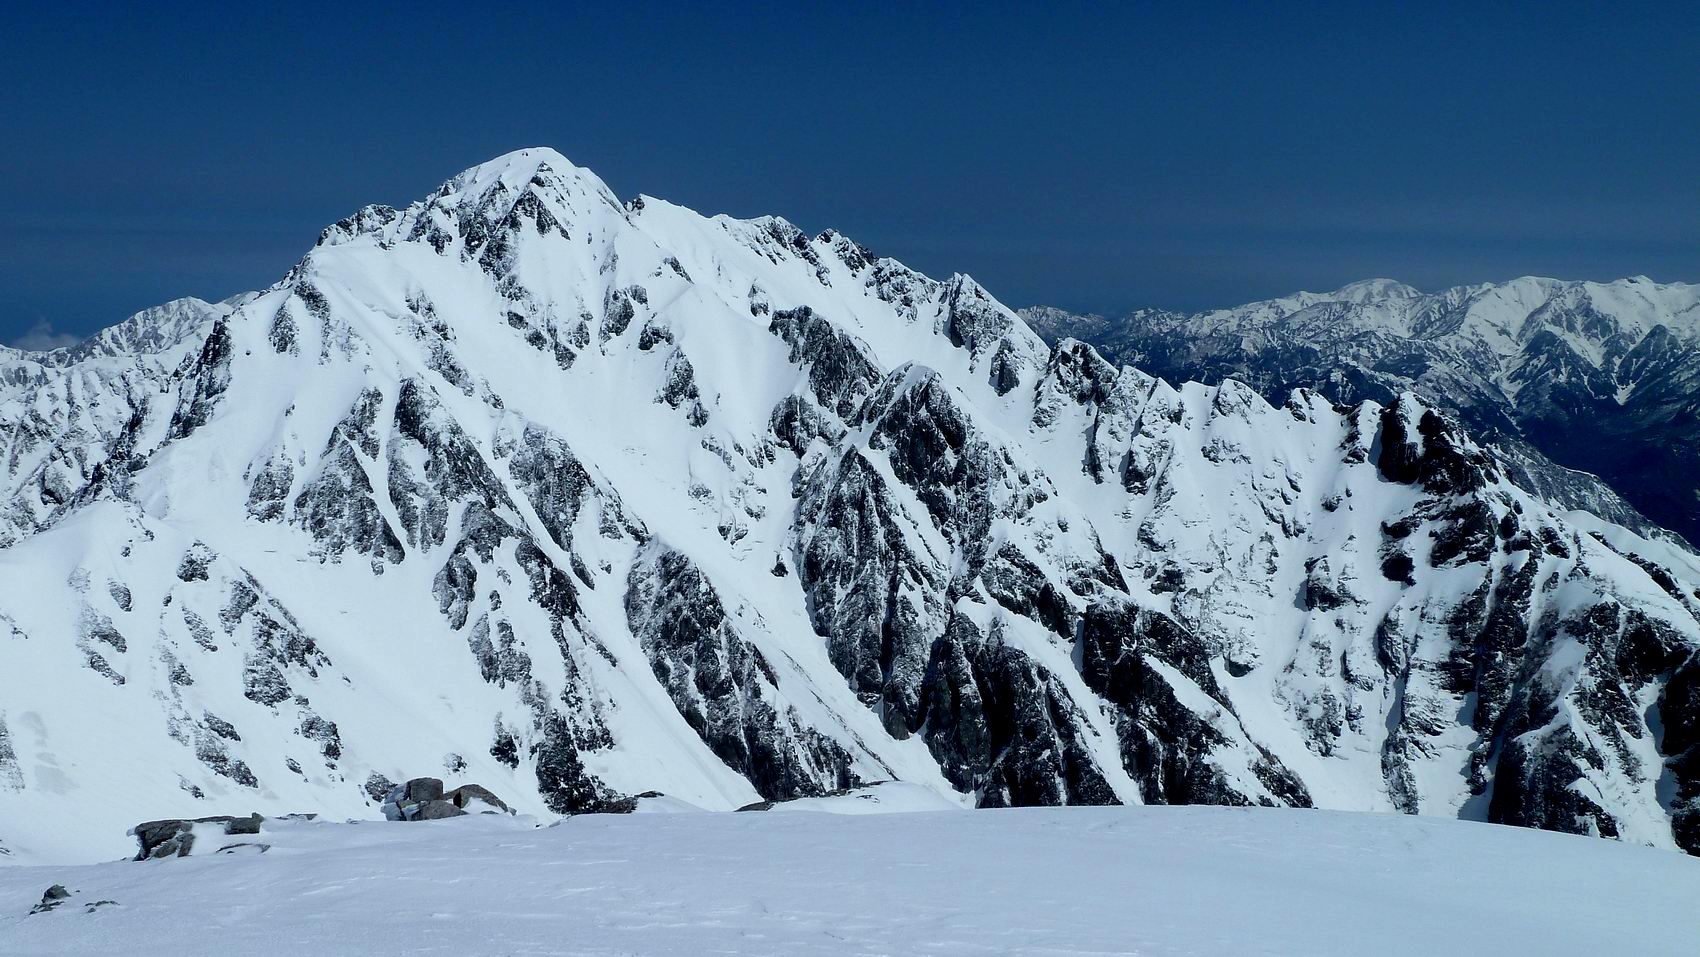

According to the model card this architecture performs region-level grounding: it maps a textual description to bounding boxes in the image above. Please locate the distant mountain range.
[3,150,1698,866]
[1022,277,1700,546]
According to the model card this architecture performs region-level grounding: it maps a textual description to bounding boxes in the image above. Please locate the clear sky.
[3,1,1695,347]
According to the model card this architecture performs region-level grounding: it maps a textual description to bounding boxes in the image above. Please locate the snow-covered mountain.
[4,149,1700,864]
[1021,277,1700,545]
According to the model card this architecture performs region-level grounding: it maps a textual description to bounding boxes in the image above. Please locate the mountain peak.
[1329,278,1422,302]
[431,146,622,217]
[312,147,627,252]
[445,146,579,185]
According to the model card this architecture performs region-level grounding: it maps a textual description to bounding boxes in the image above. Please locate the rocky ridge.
[1020,278,1700,545]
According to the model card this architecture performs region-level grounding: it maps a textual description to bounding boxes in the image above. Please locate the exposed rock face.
[917,614,1120,807]
[625,545,858,800]
[3,149,1699,862]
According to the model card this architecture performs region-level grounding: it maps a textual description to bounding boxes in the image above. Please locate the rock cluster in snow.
[381,777,512,821]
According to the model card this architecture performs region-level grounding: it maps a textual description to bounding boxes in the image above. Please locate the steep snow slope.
[4,807,1698,956]
[1021,277,1700,543]
[4,149,1700,866]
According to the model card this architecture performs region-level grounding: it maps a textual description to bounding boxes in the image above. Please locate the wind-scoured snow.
[3,148,1700,870]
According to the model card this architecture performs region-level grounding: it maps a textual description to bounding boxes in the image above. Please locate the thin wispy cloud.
[7,318,82,352]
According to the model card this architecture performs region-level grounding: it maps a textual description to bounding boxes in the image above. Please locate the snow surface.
[3,806,1696,956]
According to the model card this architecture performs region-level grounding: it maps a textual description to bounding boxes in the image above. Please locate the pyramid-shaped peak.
[433,146,621,212]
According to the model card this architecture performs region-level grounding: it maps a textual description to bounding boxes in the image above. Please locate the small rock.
[30,884,71,914]
[363,771,396,803]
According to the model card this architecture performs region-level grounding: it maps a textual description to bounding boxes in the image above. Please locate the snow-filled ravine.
[3,801,1696,956]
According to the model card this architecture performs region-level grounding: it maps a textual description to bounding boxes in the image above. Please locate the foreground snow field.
[3,804,1696,956]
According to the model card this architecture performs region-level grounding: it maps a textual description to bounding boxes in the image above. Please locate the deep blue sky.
[3,2,1696,347]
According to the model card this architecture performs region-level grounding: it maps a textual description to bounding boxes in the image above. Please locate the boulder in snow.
[414,800,467,821]
[447,783,513,815]
[130,813,263,860]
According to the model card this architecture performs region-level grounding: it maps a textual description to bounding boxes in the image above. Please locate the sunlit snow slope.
[4,148,1700,864]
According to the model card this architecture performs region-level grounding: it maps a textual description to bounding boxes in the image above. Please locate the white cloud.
[8,319,83,352]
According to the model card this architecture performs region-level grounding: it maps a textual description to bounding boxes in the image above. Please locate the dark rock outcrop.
[131,813,262,860]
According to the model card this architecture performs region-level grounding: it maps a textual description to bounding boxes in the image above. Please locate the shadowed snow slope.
[3,807,1697,955]
[4,148,1700,865]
